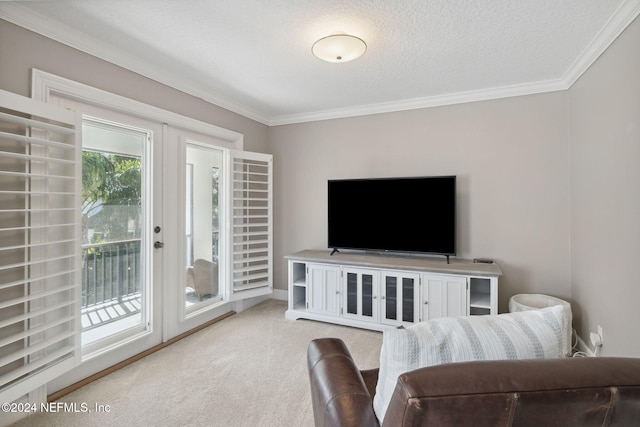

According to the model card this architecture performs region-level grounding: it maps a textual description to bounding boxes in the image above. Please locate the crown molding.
[268,79,569,126]
[561,0,640,88]
[3,1,639,127]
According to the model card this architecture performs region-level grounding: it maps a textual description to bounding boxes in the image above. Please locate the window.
[185,143,223,312]
[80,118,151,351]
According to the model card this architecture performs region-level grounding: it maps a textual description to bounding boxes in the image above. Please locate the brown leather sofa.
[308,338,640,427]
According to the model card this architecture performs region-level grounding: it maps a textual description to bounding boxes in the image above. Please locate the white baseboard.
[271,289,287,301]
[232,289,287,313]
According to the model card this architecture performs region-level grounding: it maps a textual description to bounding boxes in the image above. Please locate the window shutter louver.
[0,90,81,404]
[229,151,273,299]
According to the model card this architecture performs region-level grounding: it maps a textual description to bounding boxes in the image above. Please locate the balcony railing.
[82,238,142,309]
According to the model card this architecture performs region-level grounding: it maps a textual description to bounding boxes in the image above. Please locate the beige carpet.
[13,299,382,427]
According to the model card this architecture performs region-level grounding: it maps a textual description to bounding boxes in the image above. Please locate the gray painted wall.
[569,15,640,356]
[269,92,571,316]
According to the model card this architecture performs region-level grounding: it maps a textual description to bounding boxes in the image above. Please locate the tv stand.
[330,248,339,256]
[285,250,501,331]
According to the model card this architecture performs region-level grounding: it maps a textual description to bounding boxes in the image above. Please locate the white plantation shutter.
[229,150,273,299]
[0,90,81,403]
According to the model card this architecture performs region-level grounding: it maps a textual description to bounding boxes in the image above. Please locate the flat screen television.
[328,176,456,259]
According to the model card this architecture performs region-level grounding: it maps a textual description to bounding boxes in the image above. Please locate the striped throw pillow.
[373,305,572,422]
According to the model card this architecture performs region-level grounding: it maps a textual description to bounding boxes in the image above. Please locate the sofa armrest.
[308,338,379,427]
[382,357,640,427]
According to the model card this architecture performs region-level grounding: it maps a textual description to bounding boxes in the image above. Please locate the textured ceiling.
[1,1,639,125]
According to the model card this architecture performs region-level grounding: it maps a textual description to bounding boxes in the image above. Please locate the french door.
[46,100,165,389]
[79,116,161,355]
[29,71,272,396]
[163,128,236,338]
[163,128,273,338]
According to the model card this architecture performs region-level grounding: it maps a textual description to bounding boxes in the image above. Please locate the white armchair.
[186,258,218,300]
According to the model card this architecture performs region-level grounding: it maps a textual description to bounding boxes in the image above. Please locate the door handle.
[154,241,164,249]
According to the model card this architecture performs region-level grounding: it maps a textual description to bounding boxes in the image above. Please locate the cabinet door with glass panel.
[342,267,379,323]
[380,270,420,327]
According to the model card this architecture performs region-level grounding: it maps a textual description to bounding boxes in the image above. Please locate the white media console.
[285,250,502,331]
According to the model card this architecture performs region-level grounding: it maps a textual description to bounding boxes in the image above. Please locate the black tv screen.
[328,176,456,256]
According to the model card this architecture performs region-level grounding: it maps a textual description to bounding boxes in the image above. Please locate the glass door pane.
[402,277,415,322]
[80,119,150,350]
[362,274,373,317]
[346,272,358,315]
[385,276,397,321]
[185,143,223,313]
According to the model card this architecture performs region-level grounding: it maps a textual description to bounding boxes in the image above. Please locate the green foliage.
[82,151,142,244]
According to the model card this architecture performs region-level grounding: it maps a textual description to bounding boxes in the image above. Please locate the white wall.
[569,15,640,356]
[269,92,572,313]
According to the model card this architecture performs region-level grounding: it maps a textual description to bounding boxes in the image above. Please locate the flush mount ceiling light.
[312,34,367,63]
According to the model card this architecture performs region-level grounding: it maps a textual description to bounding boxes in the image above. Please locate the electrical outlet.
[598,325,604,345]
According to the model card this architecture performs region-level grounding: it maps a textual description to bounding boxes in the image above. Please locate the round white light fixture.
[312,34,367,63]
